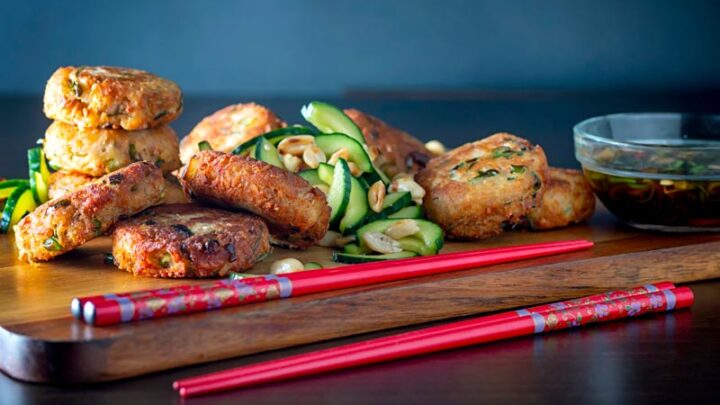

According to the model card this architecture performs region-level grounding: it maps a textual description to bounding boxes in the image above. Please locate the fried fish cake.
[527,168,596,230]
[111,204,270,278]
[416,133,549,240]
[179,103,286,163]
[179,151,330,248]
[47,170,95,200]
[48,170,190,204]
[14,162,165,262]
[344,109,432,177]
[43,66,182,130]
[44,120,181,176]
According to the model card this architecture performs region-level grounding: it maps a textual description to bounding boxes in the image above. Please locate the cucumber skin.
[327,160,352,229]
[28,147,44,203]
[1,185,29,233]
[339,176,369,235]
[364,192,412,223]
[332,251,417,264]
[0,179,31,189]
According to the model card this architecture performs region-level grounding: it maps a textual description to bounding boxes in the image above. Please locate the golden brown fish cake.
[527,168,596,230]
[179,103,286,163]
[344,109,432,177]
[44,120,181,176]
[111,204,270,278]
[47,170,95,200]
[48,170,190,204]
[43,66,182,130]
[416,133,549,240]
[179,151,330,249]
[14,162,165,262]
[161,174,192,204]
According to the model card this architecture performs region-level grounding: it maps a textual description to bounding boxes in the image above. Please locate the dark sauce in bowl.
[574,113,720,232]
[583,169,720,231]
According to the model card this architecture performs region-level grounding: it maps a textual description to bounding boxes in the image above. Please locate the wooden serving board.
[1,207,719,384]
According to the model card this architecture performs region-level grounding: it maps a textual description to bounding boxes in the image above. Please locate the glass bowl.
[574,113,720,232]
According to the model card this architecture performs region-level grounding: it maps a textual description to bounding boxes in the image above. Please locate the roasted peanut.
[302,144,326,169]
[362,232,402,254]
[277,135,315,156]
[368,181,386,213]
[384,219,421,240]
[270,258,305,274]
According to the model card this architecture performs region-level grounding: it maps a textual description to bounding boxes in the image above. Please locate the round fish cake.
[179,103,286,163]
[111,204,271,278]
[47,170,95,200]
[14,162,166,262]
[527,168,596,230]
[47,170,190,204]
[43,66,182,130]
[416,133,549,240]
[345,108,432,177]
[179,151,330,249]
[44,120,181,176]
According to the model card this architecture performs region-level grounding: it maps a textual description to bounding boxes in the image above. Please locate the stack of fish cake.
[41,66,187,203]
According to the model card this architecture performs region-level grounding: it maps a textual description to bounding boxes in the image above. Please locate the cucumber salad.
[1,147,51,233]
[226,101,445,264]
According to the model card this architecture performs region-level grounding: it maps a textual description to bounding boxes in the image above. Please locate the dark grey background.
[2,0,719,96]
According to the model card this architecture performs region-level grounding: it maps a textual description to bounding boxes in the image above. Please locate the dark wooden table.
[1,93,719,404]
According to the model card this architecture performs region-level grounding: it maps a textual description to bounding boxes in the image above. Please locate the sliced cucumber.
[298,169,327,187]
[339,175,369,235]
[1,186,35,233]
[252,136,283,168]
[365,191,412,223]
[264,126,317,143]
[232,139,258,156]
[232,126,317,155]
[332,251,417,264]
[314,133,373,173]
[301,101,366,144]
[317,163,335,184]
[197,141,213,151]
[388,205,424,219]
[28,147,50,203]
[324,160,352,229]
[356,219,443,256]
[0,179,30,200]
[343,243,370,255]
[303,262,323,270]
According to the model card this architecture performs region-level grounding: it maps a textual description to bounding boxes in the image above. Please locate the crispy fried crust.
[416,133,549,240]
[44,120,181,176]
[14,162,166,262]
[111,204,270,278]
[179,103,286,163]
[48,170,190,204]
[179,151,330,248]
[43,66,182,130]
[344,109,432,177]
[527,168,596,230]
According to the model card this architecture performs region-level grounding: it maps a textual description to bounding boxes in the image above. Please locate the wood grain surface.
[0,207,719,384]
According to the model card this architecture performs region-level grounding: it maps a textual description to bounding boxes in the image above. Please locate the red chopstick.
[71,238,587,319]
[77,239,593,326]
[174,284,692,397]
[174,281,674,391]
